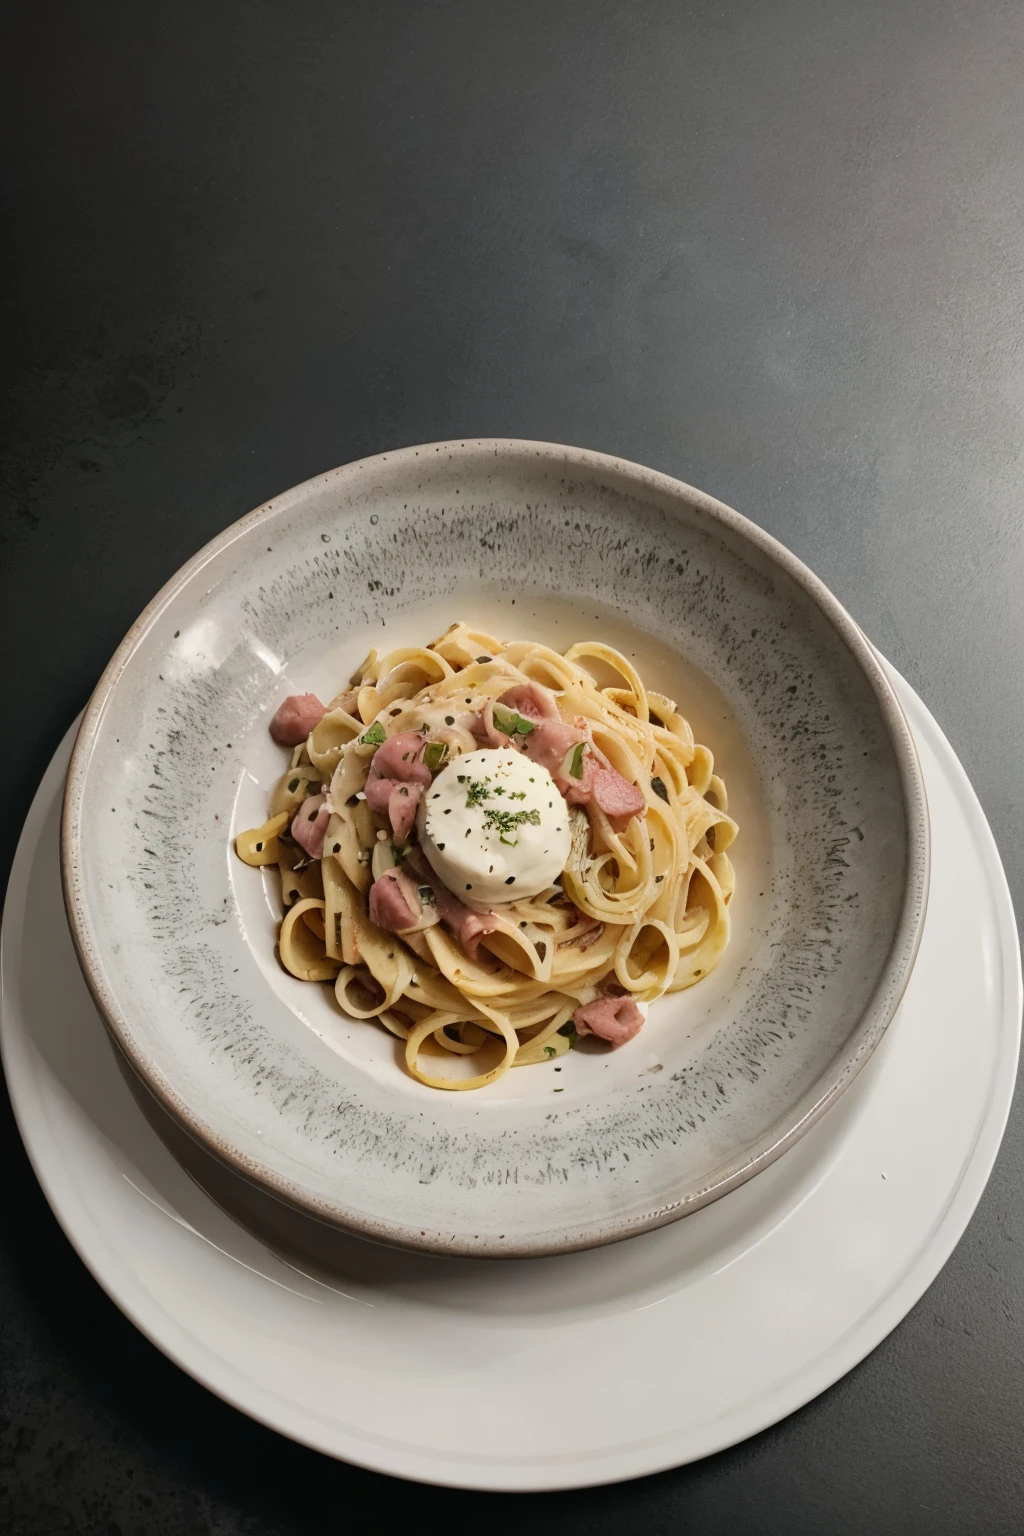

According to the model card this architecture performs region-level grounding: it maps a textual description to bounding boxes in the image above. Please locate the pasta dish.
[235,621,736,1090]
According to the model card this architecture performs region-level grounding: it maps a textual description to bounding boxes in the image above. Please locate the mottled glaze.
[61,441,929,1256]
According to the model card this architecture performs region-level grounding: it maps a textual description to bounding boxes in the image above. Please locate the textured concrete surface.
[2,2,1022,1530]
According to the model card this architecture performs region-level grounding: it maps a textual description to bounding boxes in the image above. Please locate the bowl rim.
[60,438,930,1257]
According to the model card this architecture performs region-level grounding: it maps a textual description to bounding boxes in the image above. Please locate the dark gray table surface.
[3,2,1022,1531]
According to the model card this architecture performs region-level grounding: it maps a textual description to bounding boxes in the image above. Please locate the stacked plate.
[2,443,1019,1489]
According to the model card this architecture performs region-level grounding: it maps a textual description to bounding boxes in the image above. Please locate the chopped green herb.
[482,806,541,837]
[557,1022,578,1045]
[465,778,493,807]
[544,1045,557,1058]
[568,742,586,779]
[423,740,448,772]
[361,721,386,746]
[553,1087,564,1093]
[492,705,536,737]
[389,842,409,862]
[651,775,669,802]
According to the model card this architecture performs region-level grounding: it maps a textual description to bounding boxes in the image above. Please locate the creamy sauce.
[417,748,571,907]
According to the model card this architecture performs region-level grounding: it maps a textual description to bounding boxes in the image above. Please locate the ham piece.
[521,716,585,781]
[405,848,501,955]
[364,730,433,837]
[469,697,510,749]
[565,758,647,822]
[368,865,421,932]
[496,682,561,721]
[291,794,330,859]
[387,781,424,842]
[573,995,645,1047]
[269,693,327,746]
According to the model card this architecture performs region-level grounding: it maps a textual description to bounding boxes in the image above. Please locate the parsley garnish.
[482,806,541,841]
[568,742,586,779]
[465,777,492,807]
[557,1022,578,1045]
[544,1045,557,1058]
[361,721,386,746]
[492,705,535,737]
[423,740,447,772]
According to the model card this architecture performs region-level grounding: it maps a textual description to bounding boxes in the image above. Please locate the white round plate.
[2,664,1018,1491]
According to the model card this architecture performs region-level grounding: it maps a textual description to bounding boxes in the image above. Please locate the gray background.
[2,1,1022,1531]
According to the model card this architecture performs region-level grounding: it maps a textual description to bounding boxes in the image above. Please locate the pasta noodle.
[235,621,736,1090]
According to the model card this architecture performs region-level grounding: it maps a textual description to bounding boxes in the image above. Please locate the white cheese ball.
[417,748,571,908]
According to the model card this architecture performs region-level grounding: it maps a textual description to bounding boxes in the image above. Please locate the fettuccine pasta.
[235,621,736,1090]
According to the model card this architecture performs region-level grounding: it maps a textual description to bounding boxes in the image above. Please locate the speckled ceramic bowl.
[61,440,928,1257]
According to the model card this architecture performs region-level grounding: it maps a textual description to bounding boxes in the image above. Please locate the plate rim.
[3,666,1018,1489]
[57,439,931,1255]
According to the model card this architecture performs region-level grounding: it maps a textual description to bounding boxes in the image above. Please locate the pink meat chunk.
[573,996,645,1047]
[364,774,394,814]
[566,760,646,823]
[364,730,433,837]
[370,730,433,784]
[406,848,501,955]
[388,781,424,842]
[497,682,560,721]
[291,794,330,859]
[269,693,327,746]
[521,716,586,783]
[368,866,420,932]
[469,697,510,749]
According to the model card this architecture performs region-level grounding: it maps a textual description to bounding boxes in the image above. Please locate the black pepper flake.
[505,876,515,885]
[432,792,440,799]
[651,776,669,802]
[476,655,492,663]
[333,842,341,853]
[655,874,664,882]
[466,883,472,890]
[255,842,263,852]
[437,842,445,850]
[444,807,451,814]
[444,715,455,725]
